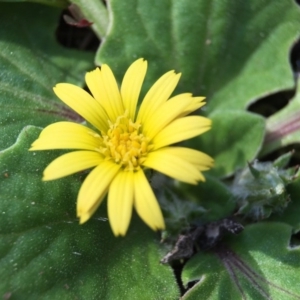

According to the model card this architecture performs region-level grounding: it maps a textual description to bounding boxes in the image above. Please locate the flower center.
[99,113,151,171]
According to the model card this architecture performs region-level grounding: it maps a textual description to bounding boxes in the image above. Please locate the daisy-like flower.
[30,58,213,236]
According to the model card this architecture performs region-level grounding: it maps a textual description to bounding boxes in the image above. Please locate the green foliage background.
[1,0,300,299]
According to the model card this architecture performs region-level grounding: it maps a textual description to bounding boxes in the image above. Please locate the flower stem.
[71,0,109,39]
[260,109,300,156]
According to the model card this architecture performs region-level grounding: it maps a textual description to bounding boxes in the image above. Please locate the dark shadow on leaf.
[248,89,295,118]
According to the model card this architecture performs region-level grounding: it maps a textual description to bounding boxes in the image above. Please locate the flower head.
[30,59,213,236]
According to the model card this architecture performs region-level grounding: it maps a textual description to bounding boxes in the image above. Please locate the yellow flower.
[30,58,213,236]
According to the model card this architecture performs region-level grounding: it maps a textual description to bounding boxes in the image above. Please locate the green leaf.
[261,82,300,156]
[97,0,298,177]
[182,222,300,299]
[186,110,266,177]
[0,126,179,299]
[97,0,300,113]
[0,2,94,150]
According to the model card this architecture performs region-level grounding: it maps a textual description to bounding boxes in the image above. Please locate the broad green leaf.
[185,110,265,177]
[0,126,179,299]
[182,222,300,299]
[261,82,300,156]
[97,0,300,113]
[96,0,297,177]
[0,3,94,150]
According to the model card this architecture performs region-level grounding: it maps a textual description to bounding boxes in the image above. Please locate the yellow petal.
[121,58,147,120]
[85,65,124,122]
[79,194,106,224]
[108,171,134,236]
[53,83,108,131]
[137,70,181,123]
[143,149,205,184]
[30,122,100,151]
[152,116,212,150]
[163,147,214,170]
[179,96,206,117]
[43,151,104,181]
[133,170,165,231]
[77,161,121,221]
[144,93,205,138]
[38,121,94,138]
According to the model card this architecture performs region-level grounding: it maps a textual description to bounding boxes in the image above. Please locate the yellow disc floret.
[100,112,151,171]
